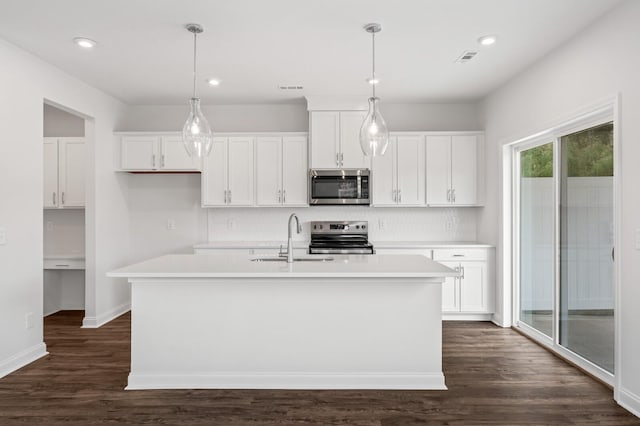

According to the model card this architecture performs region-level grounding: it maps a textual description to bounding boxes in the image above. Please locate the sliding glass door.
[559,122,614,373]
[515,120,614,378]
[518,142,555,338]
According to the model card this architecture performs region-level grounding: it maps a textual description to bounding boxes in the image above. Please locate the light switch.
[0,227,6,245]
[167,219,176,230]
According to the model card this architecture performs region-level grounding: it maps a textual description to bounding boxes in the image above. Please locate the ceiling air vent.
[278,85,304,90]
[456,51,478,63]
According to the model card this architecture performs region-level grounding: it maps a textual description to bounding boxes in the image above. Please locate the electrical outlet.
[167,219,176,230]
[445,221,454,231]
[227,220,236,230]
[25,313,34,329]
[378,219,385,230]
[0,227,6,245]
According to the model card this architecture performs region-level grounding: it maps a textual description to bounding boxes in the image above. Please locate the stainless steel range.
[308,221,375,255]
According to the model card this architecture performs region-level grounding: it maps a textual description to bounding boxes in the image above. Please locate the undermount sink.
[251,257,334,262]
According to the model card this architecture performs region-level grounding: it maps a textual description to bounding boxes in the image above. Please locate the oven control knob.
[313,224,317,230]
[355,225,360,229]
[362,225,366,229]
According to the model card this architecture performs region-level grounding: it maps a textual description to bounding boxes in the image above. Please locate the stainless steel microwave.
[309,169,370,205]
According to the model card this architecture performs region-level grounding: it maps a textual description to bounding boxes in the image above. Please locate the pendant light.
[182,23,213,158]
[359,23,389,157]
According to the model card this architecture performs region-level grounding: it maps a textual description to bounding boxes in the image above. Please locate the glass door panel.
[559,122,614,373]
[519,142,555,337]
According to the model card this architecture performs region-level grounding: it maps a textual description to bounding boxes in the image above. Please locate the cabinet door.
[371,137,396,206]
[339,111,369,169]
[58,138,85,207]
[426,136,451,206]
[160,136,198,170]
[282,136,308,206]
[396,135,425,206]
[43,138,59,208]
[440,261,460,312]
[121,136,158,170]
[201,138,228,206]
[255,137,283,206]
[310,112,340,168]
[451,135,478,205]
[227,137,254,206]
[459,261,490,313]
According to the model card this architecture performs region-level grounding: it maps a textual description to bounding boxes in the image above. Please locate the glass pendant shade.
[182,97,213,157]
[359,97,389,156]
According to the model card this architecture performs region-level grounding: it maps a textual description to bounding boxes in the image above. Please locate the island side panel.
[128,277,445,390]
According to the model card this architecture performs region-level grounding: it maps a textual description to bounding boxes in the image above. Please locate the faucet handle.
[278,244,287,257]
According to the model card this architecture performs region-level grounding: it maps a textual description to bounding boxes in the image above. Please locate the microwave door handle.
[357,176,362,199]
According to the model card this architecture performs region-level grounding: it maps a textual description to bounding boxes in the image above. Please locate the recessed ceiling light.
[478,35,497,46]
[207,79,220,86]
[73,37,96,49]
[367,78,380,85]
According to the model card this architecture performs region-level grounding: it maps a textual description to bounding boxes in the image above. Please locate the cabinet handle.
[228,190,232,204]
[152,154,156,168]
[278,190,282,203]
[283,190,286,204]
[392,189,397,202]
[461,266,465,279]
[224,190,228,204]
[52,192,56,206]
[61,192,65,205]
[447,189,451,202]
[452,189,456,203]
[398,189,402,203]
[336,153,340,166]
[340,152,344,167]
[161,154,165,168]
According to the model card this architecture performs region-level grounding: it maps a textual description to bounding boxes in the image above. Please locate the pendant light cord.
[372,31,376,98]
[192,31,197,99]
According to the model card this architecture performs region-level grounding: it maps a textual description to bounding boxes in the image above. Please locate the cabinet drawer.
[433,248,487,261]
[44,258,85,270]
[374,249,432,259]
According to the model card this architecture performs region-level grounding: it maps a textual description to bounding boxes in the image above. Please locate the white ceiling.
[0,0,621,105]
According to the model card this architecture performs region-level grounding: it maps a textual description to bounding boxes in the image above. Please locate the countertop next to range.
[193,241,494,250]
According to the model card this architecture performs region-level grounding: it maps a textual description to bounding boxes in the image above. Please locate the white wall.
[0,37,129,377]
[480,0,640,415]
[43,104,84,137]
[208,207,477,243]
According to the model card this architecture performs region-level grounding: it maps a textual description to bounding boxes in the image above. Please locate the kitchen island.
[108,253,457,390]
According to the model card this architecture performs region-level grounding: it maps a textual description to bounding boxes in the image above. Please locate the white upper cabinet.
[372,135,425,206]
[255,136,308,207]
[43,137,85,209]
[310,111,369,169]
[281,136,308,206]
[426,133,482,206]
[120,135,199,171]
[202,137,254,207]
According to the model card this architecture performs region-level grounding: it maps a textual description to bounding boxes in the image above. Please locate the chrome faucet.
[287,213,302,263]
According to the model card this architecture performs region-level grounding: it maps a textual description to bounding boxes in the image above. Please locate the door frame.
[504,95,620,388]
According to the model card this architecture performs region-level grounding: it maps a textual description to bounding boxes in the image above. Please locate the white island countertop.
[108,253,457,279]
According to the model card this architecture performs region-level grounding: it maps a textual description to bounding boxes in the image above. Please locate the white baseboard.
[617,387,640,418]
[0,342,48,379]
[82,301,130,328]
[442,313,493,321]
[126,372,447,391]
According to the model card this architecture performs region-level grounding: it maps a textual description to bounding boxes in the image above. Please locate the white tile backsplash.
[207,207,477,242]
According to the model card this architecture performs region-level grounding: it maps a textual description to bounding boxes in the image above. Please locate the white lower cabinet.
[433,248,494,319]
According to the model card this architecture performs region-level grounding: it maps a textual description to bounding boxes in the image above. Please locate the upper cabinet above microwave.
[309,111,371,169]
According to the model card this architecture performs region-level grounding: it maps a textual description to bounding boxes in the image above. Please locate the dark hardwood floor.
[0,311,637,425]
